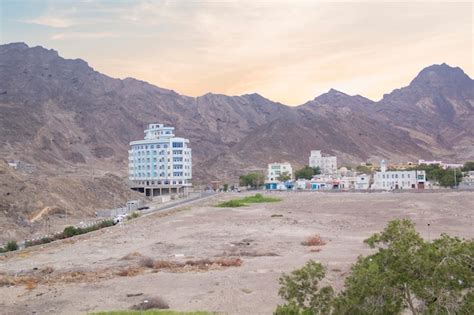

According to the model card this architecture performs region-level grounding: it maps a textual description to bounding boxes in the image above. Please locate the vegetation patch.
[216,194,281,207]
[91,311,215,315]
[276,219,473,315]
[216,199,247,208]
[0,240,18,253]
[127,212,140,220]
[24,219,114,247]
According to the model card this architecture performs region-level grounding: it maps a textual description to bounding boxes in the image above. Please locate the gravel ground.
[1,191,473,315]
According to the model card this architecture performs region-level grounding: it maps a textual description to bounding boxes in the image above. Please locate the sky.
[0,0,472,105]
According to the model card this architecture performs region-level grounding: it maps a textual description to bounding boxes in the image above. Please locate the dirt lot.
[1,191,473,315]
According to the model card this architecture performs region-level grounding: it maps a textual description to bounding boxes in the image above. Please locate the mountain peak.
[411,63,471,88]
[0,42,29,52]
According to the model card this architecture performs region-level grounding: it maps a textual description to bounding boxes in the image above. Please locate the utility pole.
[453,168,457,188]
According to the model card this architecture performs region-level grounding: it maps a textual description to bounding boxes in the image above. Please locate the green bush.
[5,240,18,251]
[127,212,140,220]
[241,193,281,203]
[217,194,281,207]
[217,199,247,207]
[63,226,79,237]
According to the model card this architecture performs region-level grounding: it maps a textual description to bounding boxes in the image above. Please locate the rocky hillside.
[0,42,473,238]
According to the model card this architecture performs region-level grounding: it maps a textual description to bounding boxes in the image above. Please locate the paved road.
[140,191,217,215]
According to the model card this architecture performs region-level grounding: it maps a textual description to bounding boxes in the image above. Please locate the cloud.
[20,16,75,28]
[50,32,119,40]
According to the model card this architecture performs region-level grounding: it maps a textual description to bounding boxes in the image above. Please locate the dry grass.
[151,258,243,271]
[24,278,38,290]
[0,256,243,289]
[121,252,143,260]
[153,260,180,269]
[219,250,279,257]
[214,258,242,267]
[301,234,326,246]
[116,266,143,277]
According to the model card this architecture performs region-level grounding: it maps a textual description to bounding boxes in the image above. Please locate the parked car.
[113,214,126,225]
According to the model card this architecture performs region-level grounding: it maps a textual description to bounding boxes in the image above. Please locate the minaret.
[381,160,387,173]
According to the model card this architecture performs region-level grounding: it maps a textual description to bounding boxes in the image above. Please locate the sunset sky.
[1,0,472,105]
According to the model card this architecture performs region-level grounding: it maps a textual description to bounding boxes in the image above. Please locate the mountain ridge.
[0,42,473,240]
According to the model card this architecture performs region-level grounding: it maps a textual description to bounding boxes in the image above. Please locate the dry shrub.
[40,266,54,274]
[116,266,142,277]
[301,234,326,246]
[62,239,76,245]
[152,258,243,271]
[153,260,180,270]
[0,275,14,287]
[24,278,38,290]
[139,257,154,268]
[214,257,243,267]
[309,248,322,253]
[237,251,278,257]
[130,296,169,310]
[185,259,212,267]
[121,252,143,260]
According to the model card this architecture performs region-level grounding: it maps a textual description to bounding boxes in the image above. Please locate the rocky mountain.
[0,42,473,240]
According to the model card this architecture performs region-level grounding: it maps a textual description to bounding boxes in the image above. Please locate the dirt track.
[1,191,473,314]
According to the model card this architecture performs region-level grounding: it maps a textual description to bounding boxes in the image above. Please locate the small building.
[355,174,370,190]
[129,123,192,197]
[309,150,337,175]
[267,162,293,182]
[295,179,309,190]
[372,160,426,190]
[459,171,474,189]
[335,176,356,190]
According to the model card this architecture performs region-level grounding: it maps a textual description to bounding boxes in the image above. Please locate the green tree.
[239,172,265,188]
[276,219,473,315]
[356,165,374,175]
[223,183,229,192]
[277,171,292,182]
[408,164,463,187]
[276,260,334,315]
[295,166,317,180]
[438,168,463,187]
[462,161,474,172]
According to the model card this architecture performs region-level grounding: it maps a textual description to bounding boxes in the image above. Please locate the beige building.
[267,162,293,182]
[309,150,337,175]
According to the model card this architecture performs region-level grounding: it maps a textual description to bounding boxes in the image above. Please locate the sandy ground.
[1,191,473,315]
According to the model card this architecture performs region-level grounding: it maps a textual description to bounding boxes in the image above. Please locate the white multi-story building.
[309,150,337,175]
[372,160,426,190]
[267,162,293,182]
[129,123,192,197]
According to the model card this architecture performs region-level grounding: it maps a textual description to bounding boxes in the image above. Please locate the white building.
[355,174,370,190]
[418,159,442,166]
[309,150,337,175]
[418,159,463,170]
[372,160,426,190]
[129,123,192,197]
[267,162,293,182]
